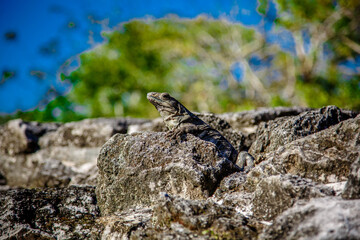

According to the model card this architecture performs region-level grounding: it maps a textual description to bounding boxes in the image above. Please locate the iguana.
[147,92,238,163]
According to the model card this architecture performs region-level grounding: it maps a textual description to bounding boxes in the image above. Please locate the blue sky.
[0,0,278,114]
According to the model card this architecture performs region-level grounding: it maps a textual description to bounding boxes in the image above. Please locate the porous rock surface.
[219,106,310,133]
[249,105,357,162]
[252,174,334,221]
[0,119,59,156]
[0,106,359,239]
[0,152,75,188]
[96,132,239,214]
[0,186,102,239]
[135,193,258,239]
[259,197,360,240]
[246,114,360,187]
[38,117,149,148]
[342,156,360,199]
[0,118,148,188]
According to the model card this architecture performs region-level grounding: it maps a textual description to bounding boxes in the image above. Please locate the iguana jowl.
[147,92,238,163]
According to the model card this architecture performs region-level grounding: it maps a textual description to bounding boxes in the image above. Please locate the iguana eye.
[162,93,170,99]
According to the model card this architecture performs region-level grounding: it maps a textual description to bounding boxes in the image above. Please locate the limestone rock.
[1,106,359,239]
[143,193,258,240]
[0,146,99,188]
[97,208,153,239]
[211,172,253,217]
[39,118,149,148]
[0,118,148,188]
[70,162,98,186]
[247,114,360,184]
[96,132,240,215]
[0,153,74,188]
[252,174,334,221]
[325,181,347,196]
[219,106,310,133]
[215,172,247,194]
[259,197,360,240]
[249,105,357,160]
[96,194,260,239]
[342,156,360,199]
[128,117,166,133]
[236,151,255,171]
[0,186,101,239]
[0,119,59,156]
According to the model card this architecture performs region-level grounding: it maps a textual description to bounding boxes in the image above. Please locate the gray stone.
[247,114,360,185]
[249,105,357,161]
[0,119,59,156]
[219,106,311,133]
[325,181,347,196]
[252,174,334,221]
[97,208,153,239]
[39,118,149,148]
[128,117,166,133]
[96,132,240,215]
[0,146,100,188]
[147,193,258,240]
[0,153,74,188]
[97,194,259,239]
[0,118,148,188]
[1,106,359,239]
[0,186,101,239]
[259,197,360,240]
[236,151,255,171]
[70,162,98,186]
[215,172,247,193]
[342,156,360,199]
[211,172,253,217]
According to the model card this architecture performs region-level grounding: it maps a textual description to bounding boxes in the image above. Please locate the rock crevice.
[0,106,359,239]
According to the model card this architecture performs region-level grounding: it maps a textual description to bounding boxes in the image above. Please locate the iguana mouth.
[147,92,172,109]
[146,92,163,105]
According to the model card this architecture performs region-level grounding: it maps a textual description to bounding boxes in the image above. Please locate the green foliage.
[271,0,360,110]
[275,0,360,62]
[0,96,85,124]
[276,0,335,26]
[257,0,269,15]
[295,78,360,110]
[270,95,292,107]
[64,17,264,118]
[2,1,360,124]
[1,70,16,84]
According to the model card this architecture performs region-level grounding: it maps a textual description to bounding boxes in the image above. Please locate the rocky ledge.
[0,105,359,239]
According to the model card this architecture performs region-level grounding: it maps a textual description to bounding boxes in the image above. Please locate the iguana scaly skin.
[147,92,238,163]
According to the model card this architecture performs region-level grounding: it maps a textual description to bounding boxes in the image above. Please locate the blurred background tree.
[1,0,359,123]
[64,17,269,118]
[262,0,360,108]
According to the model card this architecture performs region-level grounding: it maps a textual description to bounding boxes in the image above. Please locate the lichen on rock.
[96,131,240,215]
[0,106,359,239]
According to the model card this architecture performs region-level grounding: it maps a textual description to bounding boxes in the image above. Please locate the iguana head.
[147,92,188,130]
